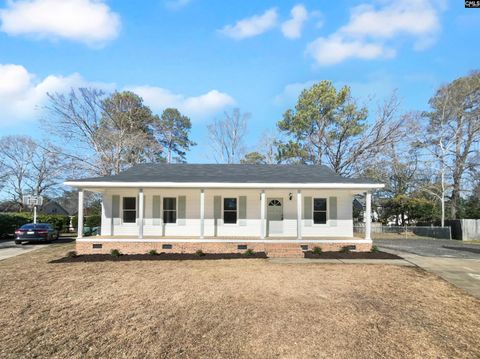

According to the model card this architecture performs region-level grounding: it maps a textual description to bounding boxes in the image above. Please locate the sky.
[0,0,479,163]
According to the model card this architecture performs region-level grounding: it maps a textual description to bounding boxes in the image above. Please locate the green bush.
[148,249,158,255]
[195,249,206,257]
[312,246,323,255]
[370,245,380,253]
[37,214,70,231]
[0,212,31,238]
[243,248,255,256]
[110,249,122,257]
[85,215,101,228]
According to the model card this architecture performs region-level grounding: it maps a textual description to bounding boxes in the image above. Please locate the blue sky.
[0,0,479,162]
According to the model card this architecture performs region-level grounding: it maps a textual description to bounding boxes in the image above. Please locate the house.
[39,200,70,216]
[64,164,383,257]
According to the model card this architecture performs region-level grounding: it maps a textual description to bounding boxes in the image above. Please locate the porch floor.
[83,235,365,242]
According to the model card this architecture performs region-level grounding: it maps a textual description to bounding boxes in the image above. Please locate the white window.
[313,198,327,224]
[163,197,177,223]
[123,197,136,223]
[223,198,237,224]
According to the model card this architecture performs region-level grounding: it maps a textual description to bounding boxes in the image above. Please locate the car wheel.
[14,240,21,245]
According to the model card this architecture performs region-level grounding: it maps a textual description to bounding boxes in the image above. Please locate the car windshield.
[20,224,50,230]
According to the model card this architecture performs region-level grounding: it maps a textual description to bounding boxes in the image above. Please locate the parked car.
[14,223,59,244]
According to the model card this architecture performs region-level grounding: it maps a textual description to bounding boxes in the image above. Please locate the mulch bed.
[51,252,268,263]
[304,251,402,259]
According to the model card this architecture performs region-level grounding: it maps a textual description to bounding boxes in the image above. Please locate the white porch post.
[77,189,84,239]
[200,189,205,239]
[297,190,302,239]
[260,190,266,239]
[365,191,372,240]
[138,189,144,239]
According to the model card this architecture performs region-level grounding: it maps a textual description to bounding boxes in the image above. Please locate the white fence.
[354,224,452,240]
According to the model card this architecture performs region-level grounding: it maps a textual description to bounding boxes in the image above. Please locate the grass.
[0,243,479,358]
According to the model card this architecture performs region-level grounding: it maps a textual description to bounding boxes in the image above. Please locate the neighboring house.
[64,164,383,257]
[39,201,70,216]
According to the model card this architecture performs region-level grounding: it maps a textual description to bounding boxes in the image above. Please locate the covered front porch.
[76,187,374,241]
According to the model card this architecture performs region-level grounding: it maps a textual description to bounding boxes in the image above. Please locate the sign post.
[22,195,44,224]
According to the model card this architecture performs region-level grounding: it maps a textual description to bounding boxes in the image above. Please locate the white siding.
[100,188,354,238]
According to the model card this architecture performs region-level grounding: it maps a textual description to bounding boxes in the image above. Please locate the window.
[313,198,327,224]
[123,197,136,223]
[223,198,237,224]
[163,197,177,224]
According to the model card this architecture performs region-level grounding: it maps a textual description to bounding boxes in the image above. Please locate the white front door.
[267,198,283,236]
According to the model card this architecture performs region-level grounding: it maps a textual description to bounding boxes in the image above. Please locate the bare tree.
[0,136,64,208]
[44,88,163,176]
[423,71,480,219]
[207,109,249,163]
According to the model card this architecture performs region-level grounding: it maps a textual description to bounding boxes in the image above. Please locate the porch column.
[297,190,302,239]
[77,189,84,239]
[200,189,205,239]
[260,190,266,239]
[365,192,372,240]
[138,189,144,239]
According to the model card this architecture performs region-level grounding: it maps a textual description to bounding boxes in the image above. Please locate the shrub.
[340,246,352,253]
[148,249,158,255]
[312,246,323,255]
[37,214,70,231]
[195,249,206,257]
[85,215,101,228]
[243,248,255,256]
[0,212,31,237]
[66,250,77,258]
[371,245,380,253]
[110,249,122,257]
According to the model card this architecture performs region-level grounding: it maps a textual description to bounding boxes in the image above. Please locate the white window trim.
[121,196,137,226]
[312,197,329,226]
[162,196,178,226]
[222,196,239,225]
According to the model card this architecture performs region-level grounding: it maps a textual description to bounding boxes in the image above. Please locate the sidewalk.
[268,257,414,266]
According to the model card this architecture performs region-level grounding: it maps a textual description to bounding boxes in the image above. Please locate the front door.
[267,198,283,236]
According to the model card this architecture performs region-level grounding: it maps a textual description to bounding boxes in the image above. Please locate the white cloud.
[0,0,121,46]
[0,64,114,124]
[220,8,278,40]
[306,0,444,66]
[128,86,235,119]
[306,35,395,66]
[165,0,192,10]
[281,4,308,39]
[0,64,235,125]
[274,80,315,106]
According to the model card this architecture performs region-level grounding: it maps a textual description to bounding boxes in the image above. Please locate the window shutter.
[112,195,120,225]
[329,197,337,226]
[239,196,247,226]
[178,196,186,225]
[152,195,161,225]
[303,196,312,227]
[213,196,222,219]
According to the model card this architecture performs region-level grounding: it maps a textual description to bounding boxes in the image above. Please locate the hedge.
[0,213,70,237]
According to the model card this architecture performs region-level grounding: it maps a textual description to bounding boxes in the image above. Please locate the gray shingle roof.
[69,164,379,184]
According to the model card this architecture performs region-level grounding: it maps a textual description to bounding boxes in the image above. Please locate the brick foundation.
[76,240,372,257]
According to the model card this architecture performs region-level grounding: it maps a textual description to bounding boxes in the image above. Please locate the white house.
[64,164,383,257]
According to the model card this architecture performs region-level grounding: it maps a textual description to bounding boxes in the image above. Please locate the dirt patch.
[51,252,268,263]
[304,250,402,259]
[0,243,479,359]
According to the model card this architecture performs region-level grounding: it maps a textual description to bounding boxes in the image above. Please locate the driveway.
[375,238,480,298]
[0,237,75,261]
[374,238,480,258]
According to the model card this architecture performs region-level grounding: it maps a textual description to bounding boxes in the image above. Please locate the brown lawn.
[0,242,479,359]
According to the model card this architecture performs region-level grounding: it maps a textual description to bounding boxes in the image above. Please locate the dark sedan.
[15,223,59,244]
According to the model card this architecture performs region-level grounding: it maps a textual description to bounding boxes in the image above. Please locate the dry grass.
[1,243,480,359]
